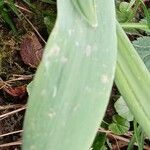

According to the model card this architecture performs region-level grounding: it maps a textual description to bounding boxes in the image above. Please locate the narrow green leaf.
[41,0,56,5]
[7,0,20,18]
[127,125,141,150]
[115,22,150,138]
[121,22,150,32]
[92,132,106,150]
[134,121,144,150]
[44,15,56,33]
[0,8,17,33]
[23,0,117,150]
[138,0,150,29]
[23,0,35,9]
[0,0,4,7]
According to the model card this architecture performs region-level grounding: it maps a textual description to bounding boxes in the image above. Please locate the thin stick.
[15,4,33,13]
[112,135,120,150]
[99,128,150,150]
[0,141,22,148]
[0,75,33,89]
[6,75,33,83]
[0,104,24,110]
[0,106,26,119]
[20,11,46,44]
[4,0,33,13]
[0,130,23,138]
[25,17,46,43]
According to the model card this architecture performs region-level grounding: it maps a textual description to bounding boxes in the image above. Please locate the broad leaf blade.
[23,0,117,150]
[115,97,133,122]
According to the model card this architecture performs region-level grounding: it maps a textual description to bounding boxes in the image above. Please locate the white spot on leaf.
[61,56,68,64]
[48,111,56,119]
[49,45,60,56]
[41,89,46,96]
[52,86,57,98]
[85,45,92,57]
[101,74,109,84]
[30,145,36,150]
[73,105,79,112]
[75,41,79,46]
[85,86,92,92]
[68,29,72,35]
[102,64,107,68]
[44,44,60,70]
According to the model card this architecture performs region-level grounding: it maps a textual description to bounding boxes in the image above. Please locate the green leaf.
[133,121,145,150]
[0,8,17,33]
[92,132,106,150]
[7,0,20,18]
[23,0,36,9]
[119,2,130,13]
[127,123,143,150]
[0,0,4,7]
[71,0,98,27]
[26,81,33,97]
[133,37,150,71]
[41,0,56,5]
[44,15,56,33]
[127,0,136,11]
[114,97,133,121]
[117,2,134,23]
[138,0,150,29]
[115,22,150,138]
[23,0,117,150]
[121,22,150,32]
[109,115,130,135]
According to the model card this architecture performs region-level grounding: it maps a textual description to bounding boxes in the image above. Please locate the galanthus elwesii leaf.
[116,23,150,138]
[23,0,117,150]
[71,0,98,27]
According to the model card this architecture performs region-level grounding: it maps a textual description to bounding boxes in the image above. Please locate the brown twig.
[0,104,24,110]
[6,75,33,84]
[0,75,33,89]
[15,4,33,14]
[20,10,46,44]
[99,128,150,150]
[0,106,26,119]
[0,130,23,138]
[0,141,22,148]
[4,0,33,14]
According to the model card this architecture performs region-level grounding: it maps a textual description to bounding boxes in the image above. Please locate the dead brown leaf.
[20,32,43,68]
[3,86,26,97]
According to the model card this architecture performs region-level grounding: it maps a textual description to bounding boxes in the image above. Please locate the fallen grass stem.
[0,130,23,138]
[0,106,26,119]
[0,140,22,148]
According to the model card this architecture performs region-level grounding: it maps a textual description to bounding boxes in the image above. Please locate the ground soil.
[0,1,56,149]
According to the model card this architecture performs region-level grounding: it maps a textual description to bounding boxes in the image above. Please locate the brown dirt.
[0,1,56,149]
